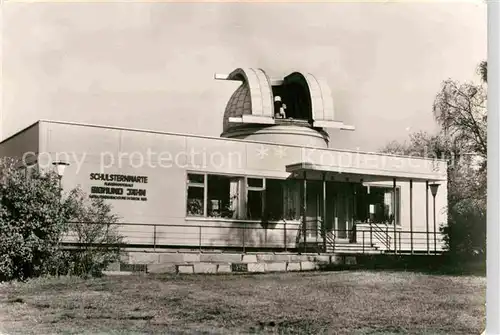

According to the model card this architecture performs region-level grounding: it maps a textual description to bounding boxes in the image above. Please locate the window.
[186,173,205,216]
[247,177,265,220]
[185,173,301,222]
[248,178,299,221]
[364,185,401,225]
[265,179,284,221]
[284,179,301,220]
[188,174,204,184]
[186,173,244,219]
[207,175,241,219]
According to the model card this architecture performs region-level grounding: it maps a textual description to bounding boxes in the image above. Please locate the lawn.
[0,271,485,335]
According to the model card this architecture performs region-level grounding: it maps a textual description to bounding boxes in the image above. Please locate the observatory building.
[0,68,447,255]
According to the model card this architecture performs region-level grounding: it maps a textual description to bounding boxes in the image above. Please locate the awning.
[286,162,446,182]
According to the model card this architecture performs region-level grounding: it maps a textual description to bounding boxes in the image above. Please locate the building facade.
[0,68,448,254]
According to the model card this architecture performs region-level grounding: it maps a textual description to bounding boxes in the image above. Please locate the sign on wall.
[88,173,148,201]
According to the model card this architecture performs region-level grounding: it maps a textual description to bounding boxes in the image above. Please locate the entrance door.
[306,181,322,241]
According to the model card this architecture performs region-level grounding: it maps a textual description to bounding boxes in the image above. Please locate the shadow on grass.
[319,265,485,277]
[318,254,486,277]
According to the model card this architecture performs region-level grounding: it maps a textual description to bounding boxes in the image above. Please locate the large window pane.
[247,190,263,220]
[207,175,239,218]
[366,186,400,225]
[284,179,301,220]
[186,187,204,216]
[265,179,284,221]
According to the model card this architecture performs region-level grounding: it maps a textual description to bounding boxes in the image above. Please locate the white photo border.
[487,2,499,334]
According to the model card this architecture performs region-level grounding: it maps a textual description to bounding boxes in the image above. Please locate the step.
[334,244,379,250]
[330,244,380,248]
[329,249,383,255]
[327,246,382,253]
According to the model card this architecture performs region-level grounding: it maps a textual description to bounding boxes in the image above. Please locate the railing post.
[302,172,307,253]
[362,230,365,254]
[426,180,430,254]
[434,231,437,255]
[410,179,414,255]
[392,178,397,254]
[316,218,319,244]
[370,225,373,247]
[284,220,287,252]
[394,231,397,255]
[386,226,389,252]
[153,225,157,251]
[399,231,401,253]
[322,172,327,253]
[199,226,202,252]
[242,226,246,253]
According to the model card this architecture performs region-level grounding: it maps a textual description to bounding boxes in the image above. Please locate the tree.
[380,61,487,260]
[478,61,487,83]
[0,158,123,281]
[432,79,487,160]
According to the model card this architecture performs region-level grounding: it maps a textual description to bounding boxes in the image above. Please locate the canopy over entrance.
[286,162,446,183]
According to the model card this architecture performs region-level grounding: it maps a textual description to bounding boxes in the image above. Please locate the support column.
[433,192,437,254]
[352,182,357,243]
[410,179,414,254]
[425,180,430,254]
[302,172,307,252]
[322,173,327,252]
[203,174,208,217]
[393,178,397,253]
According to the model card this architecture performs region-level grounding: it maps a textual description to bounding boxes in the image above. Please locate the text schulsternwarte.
[89,173,148,184]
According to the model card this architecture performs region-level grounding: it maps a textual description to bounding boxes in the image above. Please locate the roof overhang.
[286,162,446,182]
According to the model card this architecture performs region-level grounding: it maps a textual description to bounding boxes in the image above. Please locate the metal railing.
[366,222,392,250]
[60,221,446,255]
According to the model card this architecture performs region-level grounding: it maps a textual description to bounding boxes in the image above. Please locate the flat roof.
[1,119,447,164]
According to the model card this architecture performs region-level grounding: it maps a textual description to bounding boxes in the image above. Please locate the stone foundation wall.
[116,251,357,275]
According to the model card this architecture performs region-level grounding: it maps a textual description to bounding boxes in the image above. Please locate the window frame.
[185,171,299,222]
[365,184,402,226]
[246,176,266,220]
[186,173,207,217]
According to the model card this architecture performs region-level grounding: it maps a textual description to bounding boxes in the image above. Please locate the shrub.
[442,197,486,262]
[0,158,123,281]
[0,159,69,281]
[54,189,123,278]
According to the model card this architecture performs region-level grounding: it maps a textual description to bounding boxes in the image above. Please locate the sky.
[1,2,486,151]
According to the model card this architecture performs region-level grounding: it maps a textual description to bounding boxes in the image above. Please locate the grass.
[0,271,485,335]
